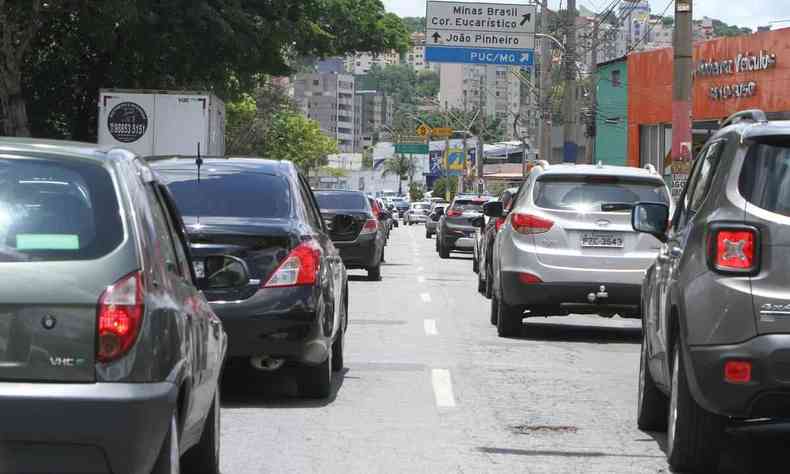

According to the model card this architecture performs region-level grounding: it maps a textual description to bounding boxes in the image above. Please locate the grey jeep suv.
[633,110,790,473]
[0,139,233,474]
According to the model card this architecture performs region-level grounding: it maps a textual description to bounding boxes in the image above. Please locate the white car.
[489,163,671,337]
[405,202,431,225]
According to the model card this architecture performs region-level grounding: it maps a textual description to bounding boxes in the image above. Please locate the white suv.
[488,163,670,337]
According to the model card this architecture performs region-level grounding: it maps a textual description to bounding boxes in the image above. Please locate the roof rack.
[720,109,768,129]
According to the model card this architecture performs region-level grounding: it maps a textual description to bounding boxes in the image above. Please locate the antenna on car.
[196,142,203,184]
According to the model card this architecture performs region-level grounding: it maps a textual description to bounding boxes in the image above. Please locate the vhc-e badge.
[41,315,57,330]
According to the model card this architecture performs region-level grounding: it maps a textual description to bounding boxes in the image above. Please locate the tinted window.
[688,141,724,212]
[158,169,291,219]
[534,176,669,212]
[740,140,790,216]
[451,199,488,212]
[0,158,123,262]
[146,186,180,275]
[315,192,369,211]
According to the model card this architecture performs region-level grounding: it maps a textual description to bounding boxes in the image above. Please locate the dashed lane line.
[420,292,432,303]
[431,369,456,408]
[424,319,438,335]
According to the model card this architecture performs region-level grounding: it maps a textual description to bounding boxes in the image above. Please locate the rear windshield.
[452,199,488,212]
[740,141,790,216]
[315,192,369,211]
[534,176,669,212]
[159,169,291,218]
[412,203,431,210]
[0,158,123,262]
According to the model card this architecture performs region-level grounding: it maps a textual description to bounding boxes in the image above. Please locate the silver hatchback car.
[488,163,671,337]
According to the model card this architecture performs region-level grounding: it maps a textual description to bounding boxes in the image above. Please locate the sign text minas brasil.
[695,50,777,101]
[432,6,523,30]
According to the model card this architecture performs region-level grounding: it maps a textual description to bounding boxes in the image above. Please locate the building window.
[313,80,320,86]
[611,69,622,87]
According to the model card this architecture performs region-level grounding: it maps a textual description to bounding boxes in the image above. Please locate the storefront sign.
[696,50,777,102]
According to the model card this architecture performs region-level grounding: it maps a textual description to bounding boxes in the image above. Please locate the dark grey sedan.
[0,139,234,474]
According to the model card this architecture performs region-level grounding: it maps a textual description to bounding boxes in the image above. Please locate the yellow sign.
[432,127,453,138]
[416,124,432,137]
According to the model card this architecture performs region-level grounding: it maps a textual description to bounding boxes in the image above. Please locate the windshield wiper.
[601,202,634,212]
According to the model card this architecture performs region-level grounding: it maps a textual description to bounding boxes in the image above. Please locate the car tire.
[477,269,485,294]
[151,412,180,474]
[367,263,381,281]
[666,342,725,472]
[332,296,346,372]
[425,229,431,239]
[300,352,332,399]
[473,254,479,273]
[181,389,220,474]
[496,297,522,337]
[485,264,494,300]
[490,294,499,326]
[637,335,668,432]
[381,247,386,263]
[439,240,450,259]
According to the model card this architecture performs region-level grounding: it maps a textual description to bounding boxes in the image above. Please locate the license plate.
[581,232,624,248]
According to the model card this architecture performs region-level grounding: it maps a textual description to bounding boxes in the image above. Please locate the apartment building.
[293,73,356,153]
[354,90,394,152]
[345,51,400,75]
[405,33,439,73]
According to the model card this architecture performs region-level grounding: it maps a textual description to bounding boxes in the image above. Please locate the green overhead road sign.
[395,143,429,154]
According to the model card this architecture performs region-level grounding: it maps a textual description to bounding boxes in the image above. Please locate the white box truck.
[98,89,225,157]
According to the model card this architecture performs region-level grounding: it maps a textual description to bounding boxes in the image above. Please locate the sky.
[382,0,788,31]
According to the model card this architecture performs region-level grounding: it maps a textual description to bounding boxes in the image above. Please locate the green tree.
[6,0,410,140]
[264,111,337,176]
[225,79,295,156]
[408,182,424,202]
[431,177,457,201]
[380,154,416,195]
[401,17,426,34]
[416,71,440,99]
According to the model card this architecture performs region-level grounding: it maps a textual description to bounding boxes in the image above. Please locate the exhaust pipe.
[250,355,285,372]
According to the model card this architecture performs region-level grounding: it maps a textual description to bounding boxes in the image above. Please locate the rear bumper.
[687,335,790,419]
[211,286,329,364]
[500,273,641,316]
[334,234,379,269]
[0,381,176,474]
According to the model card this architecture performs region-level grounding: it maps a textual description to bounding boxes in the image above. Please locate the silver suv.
[487,162,670,337]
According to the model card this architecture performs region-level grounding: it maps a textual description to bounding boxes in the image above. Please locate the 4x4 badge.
[41,315,57,330]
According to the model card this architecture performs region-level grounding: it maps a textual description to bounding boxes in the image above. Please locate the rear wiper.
[601,202,634,212]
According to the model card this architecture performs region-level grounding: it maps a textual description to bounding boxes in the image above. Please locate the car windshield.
[412,203,430,210]
[534,176,669,212]
[158,168,291,219]
[0,158,123,262]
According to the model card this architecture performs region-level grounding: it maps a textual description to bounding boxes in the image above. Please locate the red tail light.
[724,360,752,384]
[446,209,462,218]
[97,271,144,363]
[518,272,543,284]
[360,218,379,235]
[495,217,506,231]
[511,213,554,235]
[710,227,758,273]
[264,240,322,288]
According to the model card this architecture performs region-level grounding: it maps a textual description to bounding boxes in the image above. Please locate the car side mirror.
[632,202,670,243]
[483,201,504,218]
[196,255,250,290]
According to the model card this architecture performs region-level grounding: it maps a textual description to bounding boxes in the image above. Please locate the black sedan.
[315,190,387,281]
[476,187,520,301]
[152,158,349,398]
[436,195,493,259]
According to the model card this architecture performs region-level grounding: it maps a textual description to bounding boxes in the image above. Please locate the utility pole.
[538,1,554,163]
[562,0,578,163]
[585,20,599,165]
[672,0,693,201]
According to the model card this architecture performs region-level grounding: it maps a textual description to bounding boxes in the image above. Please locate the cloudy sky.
[383,0,787,31]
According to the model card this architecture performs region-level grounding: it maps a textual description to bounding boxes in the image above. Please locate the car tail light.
[446,209,462,218]
[511,213,554,235]
[97,271,144,363]
[495,217,506,231]
[518,272,543,284]
[264,240,322,288]
[709,227,759,273]
[724,360,752,384]
[360,218,379,235]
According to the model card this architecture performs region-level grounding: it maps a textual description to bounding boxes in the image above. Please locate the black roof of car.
[148,156,295,176]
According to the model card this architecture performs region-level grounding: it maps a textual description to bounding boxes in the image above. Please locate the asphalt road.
[218,223,784,474]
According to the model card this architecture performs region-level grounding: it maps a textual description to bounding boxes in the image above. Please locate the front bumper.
[499,272,641,317]
[0,381,177,474]
[687,335,790,419]
[212,286,329,364]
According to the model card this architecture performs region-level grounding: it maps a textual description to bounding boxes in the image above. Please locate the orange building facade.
[627,28,790,173]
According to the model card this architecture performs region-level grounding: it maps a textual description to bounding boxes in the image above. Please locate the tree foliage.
[431,177,457,200]
[3,0,410,140]
[408,182,424,202]
[264,111,338,176]
[225,79,295,156]
[401,17,425,34]
[711,19,752,37]
[380,153,417,194]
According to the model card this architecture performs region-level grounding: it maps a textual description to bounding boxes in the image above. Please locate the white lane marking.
[417,276,426,284]
[424,319,438,335]
[420,292,432,303]
[418,266,425,272]
[431,369,456,408]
